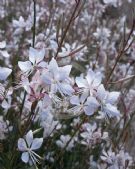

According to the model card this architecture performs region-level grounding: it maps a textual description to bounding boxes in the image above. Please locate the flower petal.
[26,130,33,147]
[107,92,120,104]
[18,138,27,151]
[29,47,45,64]
[70,95,80,105]
[18,61,32,72]
[97,84,106,101]
[0,67,12,80]
[75,76,88,88]
[31,138,43,150]
[49,58,59,73]
[59,83,74,96]
[0,41,6,49]
[84,96,99,116]
[21,152,29,163]
[104,103,120,117]
[59,65,72,79]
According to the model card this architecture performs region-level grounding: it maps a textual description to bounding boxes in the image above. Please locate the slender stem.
[10,1,37,168]
[20,0,36,117]
[54,0,81,59]
[105,20,135,86]
[32,0,36,48]
[50,116,87,169]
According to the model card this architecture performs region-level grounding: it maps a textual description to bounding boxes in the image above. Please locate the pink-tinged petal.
[75,76,88,88]
[31,138,43,150]
[26,130,33,147]
[21,152,29,163]
[0,67,12,80]
[18,61,32,72]
[18,138,27,151]
[70,95,80,105]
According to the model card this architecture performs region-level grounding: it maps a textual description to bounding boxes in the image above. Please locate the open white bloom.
[101,149,133,169]
[70,94,99,116]
[18,130,43,164]
[80,123,97,146]
[40,111,61,138]
[18,47,46,74]
[93,27,111,41]
[76,69,102,96]
[56,134,75,151]
[41,58,74,96]
[97,85,120,118]
[13,16,26,28]
[80,123,108,147]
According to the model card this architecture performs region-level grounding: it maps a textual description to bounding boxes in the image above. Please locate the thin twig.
[20,0,36,117]
[105,20,135,86]
[54,0,81,59]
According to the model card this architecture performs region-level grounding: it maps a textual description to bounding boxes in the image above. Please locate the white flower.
[56,134,75,151]
[80,123,97,147]
[76,69,102,97]
[18,130,43,164]
[41,58,74,96]
[93,27,111,41]
[97,85,120,118]
[101,149,117,166]
[101,149,133,169]
[40,111,61,138]
[80,123,108,147]
[13,16,26,28]
[70,95,99,116]
[18,47,46,74]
